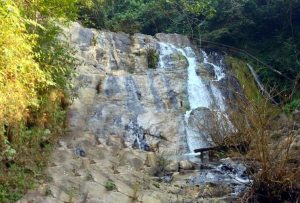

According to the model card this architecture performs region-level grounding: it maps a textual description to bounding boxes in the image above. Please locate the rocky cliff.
[19,22,248,203]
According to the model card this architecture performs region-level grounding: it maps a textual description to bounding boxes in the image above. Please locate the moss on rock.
[226,56,261,101]
[146,48,159,69]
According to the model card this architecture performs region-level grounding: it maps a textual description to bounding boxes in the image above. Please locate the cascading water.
[159,42,227,153]
[26,24,255,203]
[159,42,250,196]
[202,51,226,81]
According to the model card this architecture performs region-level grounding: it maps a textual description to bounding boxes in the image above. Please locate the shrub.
[0,0,77,201]
[0,0,47,126]
[283,99,300,114]
[146,48,159,69]
[196,57,300,201]
[223,94,300,202]
[105,180,117,191]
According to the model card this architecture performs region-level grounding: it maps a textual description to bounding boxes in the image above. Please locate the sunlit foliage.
[78,0,215,34]
[0,0,78,201]
[0,0,47,127]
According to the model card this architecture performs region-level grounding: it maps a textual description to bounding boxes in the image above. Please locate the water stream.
[159,42,227,152]
[158,42,250,196]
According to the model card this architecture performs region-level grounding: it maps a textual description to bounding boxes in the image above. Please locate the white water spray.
[159,42,228,153]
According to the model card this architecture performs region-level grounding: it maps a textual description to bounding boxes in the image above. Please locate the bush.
[105,180,117,191]
[223,94,300,202]
[0,0,47,126]
[284,99,300,114]
[0,0,77,201]
[146,48,159,69]
[77,0,215,35]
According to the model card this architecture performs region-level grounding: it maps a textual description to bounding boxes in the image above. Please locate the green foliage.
[0,0,78,201]
[168,0,215,17]
[146,48,159,69]
[0,179,24,202]
[78,0,300,102]
[284,99,300,114]
[15,0,78,20]
[201,0,300,100]
[181,97,190,111]
[157,154,170,173]
[77,0,300,102]
[34,22,78,95]
[0,0,298,201]
[0,96,67,202]
[78,0,215,35]
[0,0,47,125]
[105,180,117,191]
[0,0,77,147]
[226,57,261,101]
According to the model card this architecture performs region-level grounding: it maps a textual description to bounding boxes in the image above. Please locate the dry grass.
[192,79,300,201]
[226,94,300,202]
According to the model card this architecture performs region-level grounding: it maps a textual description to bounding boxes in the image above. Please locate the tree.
[0,0,47,127]
[78,0,215,35]
[0,1,78,200]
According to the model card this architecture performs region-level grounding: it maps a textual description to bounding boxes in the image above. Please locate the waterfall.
[202,51,226,81]
[185,47,212,110]
[159,42,228,153]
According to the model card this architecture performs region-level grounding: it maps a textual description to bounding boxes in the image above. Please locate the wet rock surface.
[19,22,249,203]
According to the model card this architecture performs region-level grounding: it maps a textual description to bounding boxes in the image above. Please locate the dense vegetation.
[0,0,78,201]
[202,0,300,104]
[78,0,215,35]
[79,0,300,106]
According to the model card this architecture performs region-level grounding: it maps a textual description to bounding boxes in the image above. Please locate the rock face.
[19,22,246,203]
[60,23,237,155]
[65,23,194,155]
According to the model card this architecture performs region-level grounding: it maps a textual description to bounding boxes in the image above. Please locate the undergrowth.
[203,58,300,202]
[146,48,159,69]
[226,92,299,202]
[0,1,77,201]
[0,93,70,202]
[226,57,262,101]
